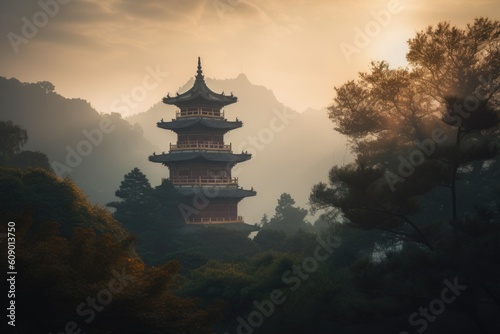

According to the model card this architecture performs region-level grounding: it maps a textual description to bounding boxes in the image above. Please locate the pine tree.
[115,167,152,203]
[150,179,184,230]
[107,168,153,234]
[108,169,186,264]
[407,18,500,224]
[265,193,313,236]
[310,18,500,249]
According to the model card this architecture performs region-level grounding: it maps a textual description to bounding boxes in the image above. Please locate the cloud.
[0,0,498,115]
[0,0,312,55]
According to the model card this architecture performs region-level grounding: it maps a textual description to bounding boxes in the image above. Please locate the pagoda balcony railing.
[187,216,244,224]
[170,141,231,151]
[171,176,238,185]
[176,108,224,118]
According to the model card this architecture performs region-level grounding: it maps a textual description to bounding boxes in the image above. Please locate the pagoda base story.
[180,222,260,234]
[187,216,243,224]
[178,195,254,225]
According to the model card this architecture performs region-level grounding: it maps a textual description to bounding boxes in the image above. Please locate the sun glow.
[370,28,413,68]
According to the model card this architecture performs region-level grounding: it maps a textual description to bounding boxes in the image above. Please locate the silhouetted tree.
[9,150,52,171]
[115,167,152,203]
[264,193,313,236]
[0,121,53,172]
[36,80,55,94]
[311,18,500,248]
[407,18,500,224]
[108,169,187,264]
[253,228,286,250]
[260,213,269,228]
[107,167,153,234]
[150,179,184,229]
[0,120,28,162]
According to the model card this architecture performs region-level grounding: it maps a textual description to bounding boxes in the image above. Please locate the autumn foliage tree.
[0,167,221,334]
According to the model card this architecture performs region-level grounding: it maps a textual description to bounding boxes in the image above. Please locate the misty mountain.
[0,76,157,204]
[127,74,351,222]
[0,75,350,222]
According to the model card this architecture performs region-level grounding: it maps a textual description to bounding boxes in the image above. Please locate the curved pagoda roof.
[157,118,242,132]
[163,57,237,108]
[149,151,251,165]
[176,187,257,199]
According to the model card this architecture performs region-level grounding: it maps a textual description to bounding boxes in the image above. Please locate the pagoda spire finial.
[196,57,204,81]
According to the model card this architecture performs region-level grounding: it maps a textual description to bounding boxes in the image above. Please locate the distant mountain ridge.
[0,75,350,222]
[0,76,157,204]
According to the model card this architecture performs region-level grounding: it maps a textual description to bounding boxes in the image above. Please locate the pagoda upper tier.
[157,118,242,133]
[149,151,251,166]
[163,57,237,109]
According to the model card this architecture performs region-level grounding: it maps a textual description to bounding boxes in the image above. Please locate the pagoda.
[149,57,256,229]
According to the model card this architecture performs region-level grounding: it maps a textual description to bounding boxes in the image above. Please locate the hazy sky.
[1,0,498,115]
